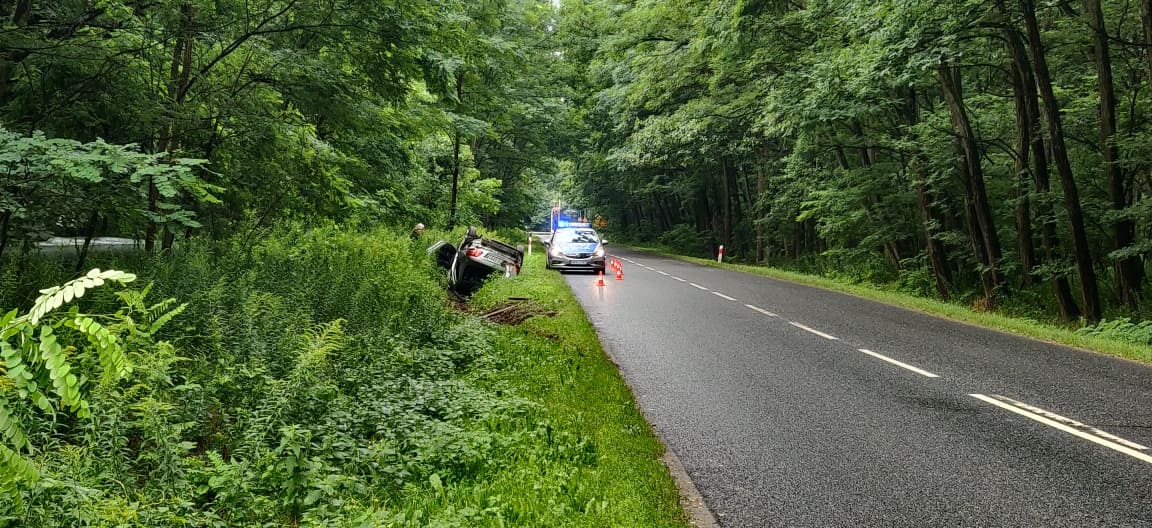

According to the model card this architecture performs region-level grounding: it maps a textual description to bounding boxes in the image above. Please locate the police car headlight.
[593,247,605,258]
[550,246,564,257]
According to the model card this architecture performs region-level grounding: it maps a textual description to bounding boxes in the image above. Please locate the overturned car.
[428,227,524,296]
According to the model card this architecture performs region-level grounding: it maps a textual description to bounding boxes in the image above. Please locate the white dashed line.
[745,304,778,317]
[712,292,737,301]
[788,322,839,340]
[658,271,670,276]
[970,394,1152,464]
[671,276,686,282]
[857,349,939,378]
[689,283,710,291]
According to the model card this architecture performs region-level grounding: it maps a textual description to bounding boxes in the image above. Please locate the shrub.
[1075,318,1152,346]
[0,224,644,527]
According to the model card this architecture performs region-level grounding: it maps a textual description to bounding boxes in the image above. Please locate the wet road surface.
[564,247,1152,527]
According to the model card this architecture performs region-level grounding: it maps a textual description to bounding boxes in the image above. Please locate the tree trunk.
[0,0,32,103]
[164,7,194,252]
[1141,0,1152,91]
[756,152,767,263]
[448,73,464,229]
[916,173,952,298]
[937,63,1004,299]
[668,193,681,227]
[856,123,903,274]
[147,3,194,252]
[1022,0,1102,321]
[694,181,711,235]
[996,3,1081,319]
[720,157,734,249]
[75,211,100,273]
[0,211,10,264]
[738,164,754,222]
[1009,60,1037,287]
[901,87,952,298]
[1086,0,1142,307]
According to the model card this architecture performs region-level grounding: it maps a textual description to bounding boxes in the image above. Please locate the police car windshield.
[556,229,599,244]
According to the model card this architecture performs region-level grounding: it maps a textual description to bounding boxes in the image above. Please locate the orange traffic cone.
[596,270,605,286]
[615,267,623,281]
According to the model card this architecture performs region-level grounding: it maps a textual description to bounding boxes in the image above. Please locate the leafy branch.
[0,268,179,509]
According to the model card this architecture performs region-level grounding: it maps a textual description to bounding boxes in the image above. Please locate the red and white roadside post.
[717,245,724,263]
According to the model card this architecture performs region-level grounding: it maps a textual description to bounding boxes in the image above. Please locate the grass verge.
[462,251,690,527]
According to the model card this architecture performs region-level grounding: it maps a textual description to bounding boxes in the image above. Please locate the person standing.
[410,223,425,240]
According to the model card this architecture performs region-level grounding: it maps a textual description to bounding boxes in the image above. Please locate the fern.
[297,319,346,371]
[236,319,346,461]
[1076,318,1152,346]
[114,283,188,343]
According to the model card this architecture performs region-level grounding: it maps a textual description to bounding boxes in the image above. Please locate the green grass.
[448,252,690,527]
[630,245,1152,364]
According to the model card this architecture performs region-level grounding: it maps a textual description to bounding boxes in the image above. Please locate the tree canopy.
[555,0,1152,322]
[7,0,1152,321]
[1,0,579,251]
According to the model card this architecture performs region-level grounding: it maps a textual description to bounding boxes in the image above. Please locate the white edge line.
[712,292,737,301]
[689,283,709,291]
[988,395,1149,451]
[857,349,939,378]
[671,276,687,282]
[788,322,839,340]
[999,397,1149,450]
[658,271,670,276]
[745,304,778,317]
[969,394,1152,465]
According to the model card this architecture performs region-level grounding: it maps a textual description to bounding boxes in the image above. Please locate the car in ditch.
[545,226,606,273]
[428,227,524,296]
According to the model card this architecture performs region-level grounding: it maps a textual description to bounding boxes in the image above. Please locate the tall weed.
[0,224,687,527]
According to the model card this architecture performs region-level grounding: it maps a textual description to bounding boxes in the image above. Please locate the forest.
[565,0,1152,325]
[8,0,1152,321]
[4,0,1152,524]
[0,0,581,255]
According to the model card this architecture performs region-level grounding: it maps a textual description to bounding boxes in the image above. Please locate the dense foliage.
[556,0,1152,323]
[0,227,687,527]
[1,0,579,252]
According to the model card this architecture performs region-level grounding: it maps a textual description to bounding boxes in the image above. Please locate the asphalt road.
[563,246,1152,527]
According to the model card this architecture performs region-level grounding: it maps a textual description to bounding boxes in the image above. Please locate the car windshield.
[555,229,599,244]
